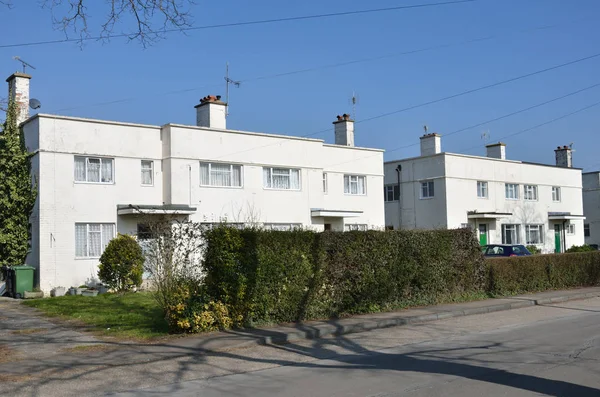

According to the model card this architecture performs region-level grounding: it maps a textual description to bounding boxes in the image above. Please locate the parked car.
[482,244,532,257]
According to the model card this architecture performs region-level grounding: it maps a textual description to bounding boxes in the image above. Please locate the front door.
[324,224,332,231]
[479,224,488,246]
[554,224,562,253]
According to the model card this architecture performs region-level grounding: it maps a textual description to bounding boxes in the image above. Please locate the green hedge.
[194,227,485,330]
[488,251,600,295]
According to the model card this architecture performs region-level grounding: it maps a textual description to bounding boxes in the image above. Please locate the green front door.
[479,224,488,246]
[554,224,562,253]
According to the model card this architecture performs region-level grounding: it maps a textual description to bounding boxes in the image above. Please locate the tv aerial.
[13,56,36,73]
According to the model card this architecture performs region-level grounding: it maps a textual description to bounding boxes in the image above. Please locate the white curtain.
[211,163,232,186]
[102,224,115,251]
[74,157,86,181]
[141,161,153,185]
[200,163,210,185]
[88,224,102,257]
[272,168,290,189]
[263,168,271,188]
[101,159,113,183]
[232,165,242,187]
[75,224,87,257]
[290,169,300,189]
[357,176,365,195]
[87,158,100,182]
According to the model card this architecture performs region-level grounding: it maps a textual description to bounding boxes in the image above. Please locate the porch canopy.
[310,209,363,218]
[117,204,197,216]
[548,212,586,221]
[467,211,512,219]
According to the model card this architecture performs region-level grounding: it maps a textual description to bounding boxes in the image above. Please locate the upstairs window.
[323,173,328,194]
[141,160,154,186]
[344,175,366,195]
[263,167,300,190]
[505,183,519,200]
[75,156,114,183]
[552,186,561,202]
[384,184,400,202]
[420,181,434,199]
[200,162,242,187]
[477,181,488,198]
[524,185,538,201]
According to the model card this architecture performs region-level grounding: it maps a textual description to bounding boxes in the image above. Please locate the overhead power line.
[0,0,476,49]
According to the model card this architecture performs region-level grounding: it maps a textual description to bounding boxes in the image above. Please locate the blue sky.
[1,0,599,169]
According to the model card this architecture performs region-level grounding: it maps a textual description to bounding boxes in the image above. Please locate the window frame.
[505,183,519,200]
[525,224,544,245]
[384,184,400,202]
[477,181,488,199]
[552,186,561,202]
[74,156,114,184]
[344,224,368,231]
[344,174,367,196]
[323,173,328,194]
[75,223,115,259]
[524,185,538,201]
[263,223,302,231]
[567,224,576,235]
[141,160,154,186]
[420,181,435,199]
[263,167,301,191]
[501,224,521,244]
[200,162,243,188]
[585,223,591,237]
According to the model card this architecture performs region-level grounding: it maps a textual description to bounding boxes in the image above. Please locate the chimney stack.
[333,114,354,147]
[486,142,506,160]
[6,72,31,125]
[555,145,573,168]
[419,133,441,156]
[195,95,227,129]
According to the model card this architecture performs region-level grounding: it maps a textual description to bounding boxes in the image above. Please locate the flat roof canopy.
[117,204,197,215]
[548,213,586,221]
[311,209,363,218]
[467,212,512,219]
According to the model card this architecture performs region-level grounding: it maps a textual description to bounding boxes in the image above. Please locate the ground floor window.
[263,223,302,231]
[567,224,576,235]
[502,224,521,244]
[75,223,115,258]
[585,223,591,237]
[525,224,544,245]
[345,224,368,231]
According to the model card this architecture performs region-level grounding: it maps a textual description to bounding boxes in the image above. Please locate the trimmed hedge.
[488,251,600,295]
[193,227,485,329]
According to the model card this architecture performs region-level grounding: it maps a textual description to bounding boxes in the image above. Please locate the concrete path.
[1,288,600,396]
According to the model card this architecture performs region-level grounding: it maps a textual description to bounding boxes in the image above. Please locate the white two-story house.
[8,72,384,293]
[384,133,585,253]
[582,171,600,248]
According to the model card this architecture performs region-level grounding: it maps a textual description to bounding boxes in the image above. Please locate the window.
[585,224,590,237]
[263,223,301,231]
[323,173,328,194]
[141,160,153,186]
[384,184,400,202]
[137,224,151,240]
[75,223,115,258]
[420,181,434,199]
[201,222,245,230]
[263,167,300,190]
[74,156,114,183]
[344,175,366,195]
[525,224,544,245]
[524,185,538,201]
[552,186,561,202]
[502,224,521,244]
[344,224,368,231]
[567,224,576,235]
[200,162,242,187]
[505,183,519,200]
[477,181,488,198]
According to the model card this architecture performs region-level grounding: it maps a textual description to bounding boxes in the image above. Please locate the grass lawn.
[22,292,169,340]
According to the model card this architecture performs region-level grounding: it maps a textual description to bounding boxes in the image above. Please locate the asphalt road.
[113,299,600,397]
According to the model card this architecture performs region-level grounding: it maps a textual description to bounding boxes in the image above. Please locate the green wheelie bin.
[12,265,35,299]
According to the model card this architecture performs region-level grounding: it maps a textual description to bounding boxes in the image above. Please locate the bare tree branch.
[39,0,194,47]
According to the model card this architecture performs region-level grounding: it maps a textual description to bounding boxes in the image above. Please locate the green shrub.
[526,245,541,255]
[98,234,144,291]
[566,244,596,253]
[488,251,600,295]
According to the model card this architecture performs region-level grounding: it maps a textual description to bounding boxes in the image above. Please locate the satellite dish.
[29,98,41,110]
